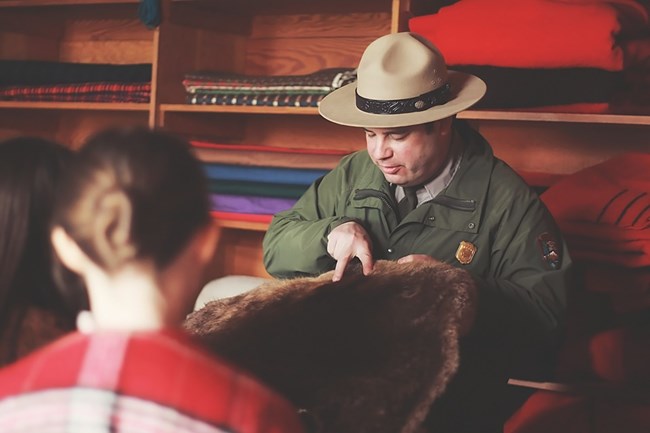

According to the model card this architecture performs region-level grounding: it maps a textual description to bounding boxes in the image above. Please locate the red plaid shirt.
[0,329,304,433]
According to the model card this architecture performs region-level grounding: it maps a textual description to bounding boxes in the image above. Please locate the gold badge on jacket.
[455,241,477,265]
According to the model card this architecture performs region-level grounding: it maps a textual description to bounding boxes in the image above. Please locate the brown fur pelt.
[185,260,477,433]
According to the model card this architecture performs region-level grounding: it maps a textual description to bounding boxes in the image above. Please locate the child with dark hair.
[0,136,78,366]
[0,128,304,433]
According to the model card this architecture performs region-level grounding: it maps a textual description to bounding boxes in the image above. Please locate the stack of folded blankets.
[505,153,650,433]
[193,141,350,223]
[409,0,650,111]
[183,67,357,107]
[0,60,151,103]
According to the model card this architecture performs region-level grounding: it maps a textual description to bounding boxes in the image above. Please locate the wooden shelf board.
[214,219,270,232]
[160,103,319,115]
[0,101,150,111]
[0,0,138,6]
[160,104,650,125]
[459,109,650,126]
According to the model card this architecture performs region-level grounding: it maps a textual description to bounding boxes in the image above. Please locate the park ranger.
[263,32,574,433]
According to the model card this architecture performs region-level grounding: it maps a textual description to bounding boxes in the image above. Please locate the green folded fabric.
[208,179,308,199]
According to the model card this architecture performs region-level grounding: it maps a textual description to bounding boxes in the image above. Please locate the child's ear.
[51,226,90,275]
[196,221,220,264]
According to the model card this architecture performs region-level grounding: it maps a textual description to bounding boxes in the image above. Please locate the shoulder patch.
[538,232,561,270]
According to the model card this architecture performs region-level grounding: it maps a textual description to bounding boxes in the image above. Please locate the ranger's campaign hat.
[319,32,486,128]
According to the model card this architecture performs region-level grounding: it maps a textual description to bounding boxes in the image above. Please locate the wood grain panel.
[241,115,365,152]
[158,111,246,142]
[62,15,152,42]
[472,120,650,175]
[251,13,391,38]
[56,111,148,149]
[180,0,390,15]
[0,109,61,142]
[205,229,270,279]
[0,33,60,60]
[58,40,153,63]
[245,37,374,75]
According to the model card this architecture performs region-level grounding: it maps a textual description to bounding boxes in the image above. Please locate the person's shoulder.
[161,332,304,430]
[490,158,538,198]
[337,149,371,168]
[0,331,84,398]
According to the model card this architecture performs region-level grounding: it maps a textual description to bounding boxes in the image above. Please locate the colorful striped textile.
[184,68,356,108]
[0,82,151,102]
[183,68,356,93]
[188,93,324,107]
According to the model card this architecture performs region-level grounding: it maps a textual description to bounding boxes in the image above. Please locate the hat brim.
[318,71,486,128]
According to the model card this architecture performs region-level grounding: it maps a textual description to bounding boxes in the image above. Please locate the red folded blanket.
[542,153,650,227]
[505,389,650,433]
[0,82,151,103]
[542,153,650,267]
[409,0,648,71]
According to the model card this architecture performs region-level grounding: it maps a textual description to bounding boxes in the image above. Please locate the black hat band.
[355,82,451,115]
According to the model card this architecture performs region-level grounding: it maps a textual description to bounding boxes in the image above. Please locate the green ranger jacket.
[263,123,572,364]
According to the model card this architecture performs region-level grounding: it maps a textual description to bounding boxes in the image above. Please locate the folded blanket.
[542,153,650,228]
[208,179,308,199]
[187,92,325,107]
[203,163,328,185]
[185,260,477,433]
[0,93,150,103]
[183,68,357,93]
[563,236,650,267]
[506,389,650,433]
[409,0,648,70]
[209,193,297,215]
[192,141,349,170]
[0,82,151,103]
[450,66,623,108]
[0,61,152,86]
[210,211,273,224]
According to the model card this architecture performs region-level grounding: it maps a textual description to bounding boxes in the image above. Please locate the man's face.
[365,120,452,187]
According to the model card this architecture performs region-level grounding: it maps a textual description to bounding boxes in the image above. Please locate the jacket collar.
[353,121,495,233]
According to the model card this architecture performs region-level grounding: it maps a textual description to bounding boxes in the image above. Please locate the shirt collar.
[394,131,463,205]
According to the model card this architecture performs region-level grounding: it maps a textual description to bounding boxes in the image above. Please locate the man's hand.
[397,254,442,265]
[327,221,374,281]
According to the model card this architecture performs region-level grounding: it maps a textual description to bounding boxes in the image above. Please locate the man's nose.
[370,136,391,160]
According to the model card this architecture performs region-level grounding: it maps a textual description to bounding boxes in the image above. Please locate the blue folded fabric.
[203,163,328,186]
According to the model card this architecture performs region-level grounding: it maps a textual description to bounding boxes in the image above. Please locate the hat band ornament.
[355,82,451,115]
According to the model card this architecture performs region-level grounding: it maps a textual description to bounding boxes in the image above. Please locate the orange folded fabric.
[191,142,348,170]
[409,0,648,71]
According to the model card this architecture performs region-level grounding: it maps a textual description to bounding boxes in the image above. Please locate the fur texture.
[185,260,477,433]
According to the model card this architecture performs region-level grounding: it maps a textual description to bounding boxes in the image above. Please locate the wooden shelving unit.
[1,0,649,279]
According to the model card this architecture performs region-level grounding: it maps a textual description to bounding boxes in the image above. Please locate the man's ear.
[439,116,453,135]
[51,226,90,275]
